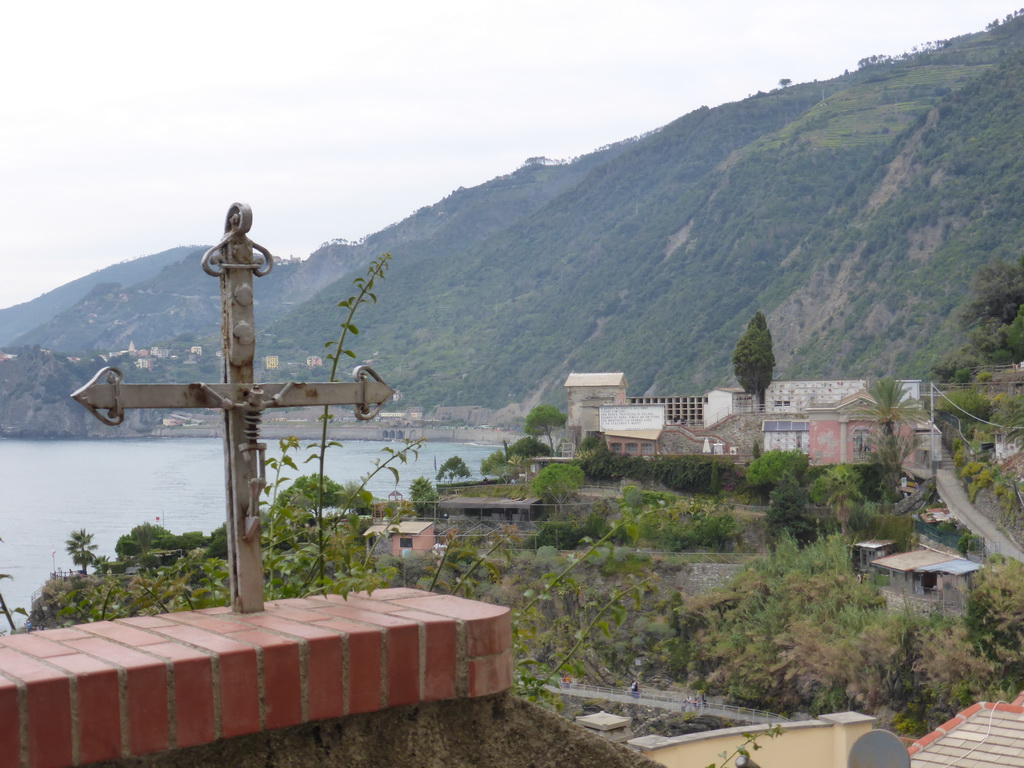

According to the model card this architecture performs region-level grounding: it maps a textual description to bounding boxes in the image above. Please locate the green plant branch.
[312,254,392,586]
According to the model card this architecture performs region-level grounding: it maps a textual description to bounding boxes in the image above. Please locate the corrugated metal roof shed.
[870,550,958,572]
[438,497,540,510]
[915,559,980,575]
[855,540,896,550]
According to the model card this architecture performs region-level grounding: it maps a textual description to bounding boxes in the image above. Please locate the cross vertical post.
[71,203,396,615]
[205,203,271,613]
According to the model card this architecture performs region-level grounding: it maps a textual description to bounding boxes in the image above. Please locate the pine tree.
[732,311,775,406]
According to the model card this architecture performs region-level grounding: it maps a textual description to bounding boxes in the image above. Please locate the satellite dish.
[848,730,910,768]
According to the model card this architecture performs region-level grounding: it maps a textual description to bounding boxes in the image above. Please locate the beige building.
[565,372,628,444]
[630,711,877,768]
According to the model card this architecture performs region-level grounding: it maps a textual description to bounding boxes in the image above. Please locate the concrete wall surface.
[630,711,876,768]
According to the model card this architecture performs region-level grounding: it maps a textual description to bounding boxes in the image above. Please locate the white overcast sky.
[0,1,1016,310]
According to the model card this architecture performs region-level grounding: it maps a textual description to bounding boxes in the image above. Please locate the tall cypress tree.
[732,311,775,406]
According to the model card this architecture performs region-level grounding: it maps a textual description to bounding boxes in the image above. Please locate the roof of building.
[364,520,435,537]
[805,390,874,412]
[916,559,981,575]
[870,549,970,573]
[763,420,810,432]
[910,701,1024,766]
[564,372,626,387]
[604,430,662,441]
[854,540,897,550]
[576,712,632,731]
[438,497,541,510]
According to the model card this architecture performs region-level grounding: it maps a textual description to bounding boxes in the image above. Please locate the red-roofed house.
[910,698,1024,766]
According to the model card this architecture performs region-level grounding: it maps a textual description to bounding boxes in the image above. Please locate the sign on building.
[599,404,665,432]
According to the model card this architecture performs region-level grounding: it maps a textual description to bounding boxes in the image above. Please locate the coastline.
[148,423,519,445]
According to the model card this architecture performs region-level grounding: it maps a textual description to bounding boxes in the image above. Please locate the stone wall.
[659,414,764,458]
[893,478,935,515]
[972,486,1024,550]
[670,563,747,595]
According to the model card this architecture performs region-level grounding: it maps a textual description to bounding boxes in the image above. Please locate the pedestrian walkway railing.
[549,681,790,724]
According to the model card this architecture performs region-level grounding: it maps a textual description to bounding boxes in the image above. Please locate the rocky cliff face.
[0,349,159,438]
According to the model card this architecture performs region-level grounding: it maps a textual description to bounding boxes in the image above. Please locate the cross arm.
[72,366,395,426]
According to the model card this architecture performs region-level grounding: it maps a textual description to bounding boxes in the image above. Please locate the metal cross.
[71,203,394,613]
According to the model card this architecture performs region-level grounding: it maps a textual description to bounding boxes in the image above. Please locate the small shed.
[364,520,436,557]
[437,496,541,523]
[853,540,897,573]
[870,549,980,598]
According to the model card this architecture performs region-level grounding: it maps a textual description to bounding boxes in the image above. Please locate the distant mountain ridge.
[0,246,199,346]
[7,14,1024,421]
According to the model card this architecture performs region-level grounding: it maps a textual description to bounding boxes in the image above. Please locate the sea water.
[0,437,495,622]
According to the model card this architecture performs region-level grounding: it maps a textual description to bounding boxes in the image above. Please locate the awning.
[604,430,661,441]
[915,559,980,575]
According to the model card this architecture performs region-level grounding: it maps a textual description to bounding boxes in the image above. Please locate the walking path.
[548,681,789,725]
[922,465,1024,562]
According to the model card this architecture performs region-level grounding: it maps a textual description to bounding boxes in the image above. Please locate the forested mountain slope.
[271,16,1024,408]
[9,14,1024,415]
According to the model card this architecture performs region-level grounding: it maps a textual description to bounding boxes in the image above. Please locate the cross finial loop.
[202,203,274,278]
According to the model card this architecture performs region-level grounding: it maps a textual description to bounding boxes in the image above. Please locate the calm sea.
[0,437,495,623]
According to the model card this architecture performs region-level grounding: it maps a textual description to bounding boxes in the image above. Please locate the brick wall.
[0,589,511,768]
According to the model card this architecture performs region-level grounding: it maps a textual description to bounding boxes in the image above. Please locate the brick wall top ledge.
[0,588,512,768]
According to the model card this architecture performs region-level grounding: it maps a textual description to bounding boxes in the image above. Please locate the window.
[853,428,871,455]
[626,443,639,455]
[610,442,622,453]
[642,443,655,456]
[399,537,413,549]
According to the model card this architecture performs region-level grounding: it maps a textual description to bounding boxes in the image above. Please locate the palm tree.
[855,377,927,436]
[818,465,862,536]
[65,528,98,574]
[854,378,927,493]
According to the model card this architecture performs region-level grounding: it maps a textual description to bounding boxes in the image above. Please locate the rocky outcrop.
[0,348,160,438]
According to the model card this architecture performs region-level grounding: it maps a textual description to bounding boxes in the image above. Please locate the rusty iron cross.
[72,203,394,613]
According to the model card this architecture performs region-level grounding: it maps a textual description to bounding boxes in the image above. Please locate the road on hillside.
[932,467,1024,562]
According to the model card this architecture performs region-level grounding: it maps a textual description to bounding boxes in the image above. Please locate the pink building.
[364,521,437,557]
[806,391,935,466]
[806,393,878,465]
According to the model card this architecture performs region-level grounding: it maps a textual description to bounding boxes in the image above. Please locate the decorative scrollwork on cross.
[201,202,274,277]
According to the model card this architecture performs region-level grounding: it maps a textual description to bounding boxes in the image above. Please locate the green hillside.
[267,16,1024,408]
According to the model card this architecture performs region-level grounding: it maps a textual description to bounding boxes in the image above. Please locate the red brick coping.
[0,588,512,768]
